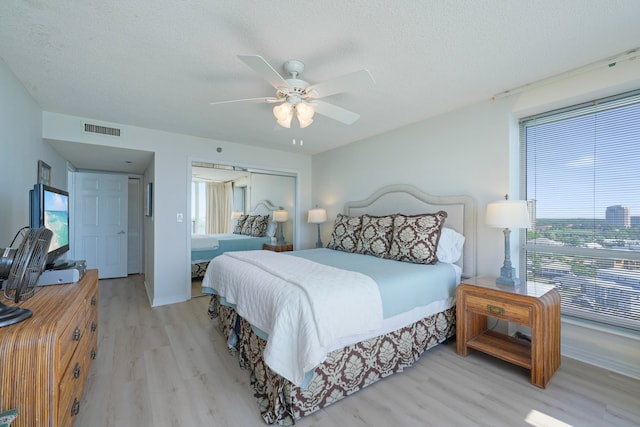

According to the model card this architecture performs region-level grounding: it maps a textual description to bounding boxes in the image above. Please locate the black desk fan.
[0,227,52,327]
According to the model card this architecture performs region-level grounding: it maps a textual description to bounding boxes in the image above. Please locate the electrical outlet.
[177,213,184,223]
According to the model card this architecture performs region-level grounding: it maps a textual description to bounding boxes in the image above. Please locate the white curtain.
[205,182,233,233]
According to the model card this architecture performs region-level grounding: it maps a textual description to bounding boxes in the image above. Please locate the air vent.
[83,123,121,137]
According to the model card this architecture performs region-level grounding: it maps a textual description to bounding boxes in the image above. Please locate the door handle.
[117,230,126,234]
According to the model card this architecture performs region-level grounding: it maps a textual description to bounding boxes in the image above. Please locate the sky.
[526,101,640,219]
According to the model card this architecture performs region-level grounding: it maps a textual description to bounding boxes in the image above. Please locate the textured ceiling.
[1,0,639,169]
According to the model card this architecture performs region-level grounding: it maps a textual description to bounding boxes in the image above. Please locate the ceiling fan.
[210,55,375,129]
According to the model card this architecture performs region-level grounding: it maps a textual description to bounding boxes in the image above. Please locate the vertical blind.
[520,89,640,331]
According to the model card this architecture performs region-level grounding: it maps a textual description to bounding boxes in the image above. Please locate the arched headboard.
[344,184,477,278]
[250,200,283,217]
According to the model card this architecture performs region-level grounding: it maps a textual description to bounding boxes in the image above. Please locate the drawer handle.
[91,322,97,333]
[91,296,97,306]
[73,363,81,379]
[91,348,97,360]
[72,327,81,341]
[487,304,505,316]
[71,398,80,416]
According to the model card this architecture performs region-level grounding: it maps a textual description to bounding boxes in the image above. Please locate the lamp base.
[496,266,521,286]
[315,224,323,248]
[277,223,286,245]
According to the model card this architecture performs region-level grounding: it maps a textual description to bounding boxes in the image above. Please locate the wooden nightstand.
[263,242,293,252]
[456,276,561,388]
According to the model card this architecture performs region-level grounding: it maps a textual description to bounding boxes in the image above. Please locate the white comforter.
[208,250,383,386]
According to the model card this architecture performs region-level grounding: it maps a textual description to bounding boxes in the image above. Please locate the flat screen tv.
[30,184,70,268]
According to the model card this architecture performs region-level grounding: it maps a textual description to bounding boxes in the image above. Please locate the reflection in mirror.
[190,162,297,297]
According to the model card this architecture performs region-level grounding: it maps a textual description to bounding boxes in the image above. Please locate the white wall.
[0,58,68,246]
[312,58,640,379]
[41,112,314,307]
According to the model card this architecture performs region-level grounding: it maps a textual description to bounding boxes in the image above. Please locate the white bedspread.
[209,250,383,386]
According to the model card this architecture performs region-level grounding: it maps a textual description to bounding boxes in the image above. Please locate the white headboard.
[344,184,477,278]
[250,200,282,217]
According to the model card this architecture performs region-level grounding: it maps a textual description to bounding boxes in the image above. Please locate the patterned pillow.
[356,214,395,258]
[251,215,270,237]
[388,211,448,264]
[241,215,256,235]
[327,214,362,253]
[233,214,248,234]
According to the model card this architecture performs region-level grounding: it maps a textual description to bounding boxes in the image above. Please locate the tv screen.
[30,184,70,267]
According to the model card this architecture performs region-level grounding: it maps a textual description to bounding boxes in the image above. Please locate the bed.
[191,200,279,278]
[202,184,477,424]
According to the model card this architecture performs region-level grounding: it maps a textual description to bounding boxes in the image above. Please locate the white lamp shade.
[308,208,327,224]
[231,211,243,219]
[486,200,530,229]
[273,209,288,222]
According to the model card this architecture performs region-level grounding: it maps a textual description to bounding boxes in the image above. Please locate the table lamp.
[273,209,288,244]
[486,195,530,286]
[308,208,327,248]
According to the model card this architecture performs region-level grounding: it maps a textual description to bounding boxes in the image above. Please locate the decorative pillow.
[0,408,17,427]
[437,227,465,264]
[251,215,270,237]
[388,211,448,264]
[356,214,395,258]
[233,214,248,234]
[241,215,256,235]
[327,214,362,253]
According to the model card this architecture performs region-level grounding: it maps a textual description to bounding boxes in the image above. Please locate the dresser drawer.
[58,324,91,427]
[58,305,86,372]
[465,293,531,324]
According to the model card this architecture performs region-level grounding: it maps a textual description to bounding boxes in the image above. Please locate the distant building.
[605,205,630,228]
[631,216,640,226]
[598,268,640,290]
[538,261,572,277]
[528,237,564,246]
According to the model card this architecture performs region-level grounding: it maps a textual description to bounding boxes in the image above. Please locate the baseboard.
[561,316,640,380]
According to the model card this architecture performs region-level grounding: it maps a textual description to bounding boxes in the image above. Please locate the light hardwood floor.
[75,275,640,427]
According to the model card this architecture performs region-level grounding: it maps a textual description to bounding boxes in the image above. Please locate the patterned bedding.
[209,296,456,425]
[204,248,460,424]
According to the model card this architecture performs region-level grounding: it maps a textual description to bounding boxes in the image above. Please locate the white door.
[127,178,143,274]
[74,172,128,279]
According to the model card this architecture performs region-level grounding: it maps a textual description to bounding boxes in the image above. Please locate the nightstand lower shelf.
[466,330,531,370]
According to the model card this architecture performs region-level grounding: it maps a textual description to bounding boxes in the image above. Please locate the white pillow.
[436,227,465,264]
[266,221,278,237]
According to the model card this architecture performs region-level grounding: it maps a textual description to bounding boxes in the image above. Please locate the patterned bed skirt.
[208,296,456,425]
[191,261,209,279]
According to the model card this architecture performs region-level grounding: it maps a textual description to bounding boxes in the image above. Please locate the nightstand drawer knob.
[487,304,505,315]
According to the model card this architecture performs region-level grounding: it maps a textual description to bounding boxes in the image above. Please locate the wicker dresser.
[0,269,98,427]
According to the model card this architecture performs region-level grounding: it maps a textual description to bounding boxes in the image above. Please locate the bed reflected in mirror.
[190,162,296,297]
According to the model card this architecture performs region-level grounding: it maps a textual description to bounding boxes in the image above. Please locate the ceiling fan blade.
[306,69,375,99]
[238,54,290,89]
[311,100,361,125]
[209,97,280,106]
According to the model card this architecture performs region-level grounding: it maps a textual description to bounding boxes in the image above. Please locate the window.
[191,181,206,234]
[520,89,640,332]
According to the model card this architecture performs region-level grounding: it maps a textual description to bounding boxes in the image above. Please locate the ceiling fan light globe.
[277,115,292,128]
[273,103,293,121]
[298,116,313,128]
[296,102,314,120]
